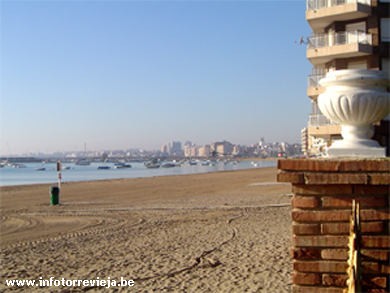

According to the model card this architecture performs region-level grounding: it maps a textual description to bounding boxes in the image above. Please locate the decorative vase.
[318,69,390,157]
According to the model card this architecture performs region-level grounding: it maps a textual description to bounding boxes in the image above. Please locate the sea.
[0,160,277,187]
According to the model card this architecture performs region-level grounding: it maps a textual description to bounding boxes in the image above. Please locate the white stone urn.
[318,69,390,157]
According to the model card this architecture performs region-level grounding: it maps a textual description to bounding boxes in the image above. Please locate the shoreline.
[1,167,286,210]
[0,159,279,188]
[1,165,277,189]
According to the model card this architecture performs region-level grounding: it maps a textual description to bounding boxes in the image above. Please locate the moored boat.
[97,166,110,170]
[75,159,90,166]
[12,163,27,168]
[162,163,176,168]
[115,164,131,169]
[145,163,160,168]
[144,159,160,169]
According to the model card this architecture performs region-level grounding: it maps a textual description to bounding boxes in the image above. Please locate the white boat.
[12,163,26,168]
[35,167,46,171]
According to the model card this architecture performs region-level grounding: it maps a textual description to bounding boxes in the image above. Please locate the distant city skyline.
[4,136,299,157]
[1,1,312,156]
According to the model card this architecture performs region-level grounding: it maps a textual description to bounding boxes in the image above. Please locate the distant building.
[161,144,168,154]
[259,137,265,147]
[233,145,242,156]
[168,141,182,154]
[198,145,211,157]
[211,141,234,156]
[161,141,182,155]
[184,141,193,157]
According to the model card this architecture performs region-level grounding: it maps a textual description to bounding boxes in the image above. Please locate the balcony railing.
[308,71,326,87]
[309,114,337,127]
[307,30,372,49]
[307,0,371,11]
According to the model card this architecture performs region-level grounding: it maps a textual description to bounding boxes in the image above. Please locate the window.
[347,60,368,69]
[381,18,390,41]
[382,58,390,77]
[346,22,366,32]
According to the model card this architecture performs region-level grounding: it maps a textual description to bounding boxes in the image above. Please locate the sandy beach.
[1,167,293,292]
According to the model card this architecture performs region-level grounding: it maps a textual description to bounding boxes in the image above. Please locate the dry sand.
[1,167,293,292]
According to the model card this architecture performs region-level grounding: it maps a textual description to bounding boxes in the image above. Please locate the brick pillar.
[277,159,390,293]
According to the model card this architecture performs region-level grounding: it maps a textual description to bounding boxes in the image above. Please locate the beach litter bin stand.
[50,186,60,205]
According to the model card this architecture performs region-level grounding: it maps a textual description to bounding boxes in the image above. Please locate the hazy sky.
[1,0,313,155]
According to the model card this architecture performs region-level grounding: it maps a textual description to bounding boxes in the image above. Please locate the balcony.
[307,72,326,99]
[308,114,341,139]
[309,113,336,127]
[306,0,372,32]
[307,30,373,66]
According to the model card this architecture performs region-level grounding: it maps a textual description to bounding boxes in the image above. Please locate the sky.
[1,0,313,155]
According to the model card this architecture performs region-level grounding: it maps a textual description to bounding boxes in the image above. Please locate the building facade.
[305,0,390,155]
[198,145,211,157]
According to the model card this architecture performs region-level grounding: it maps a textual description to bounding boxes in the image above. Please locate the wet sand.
[1,167,293,292]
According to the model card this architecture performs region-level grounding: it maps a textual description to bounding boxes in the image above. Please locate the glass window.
[382,58,390,77]
[381,18,390,41]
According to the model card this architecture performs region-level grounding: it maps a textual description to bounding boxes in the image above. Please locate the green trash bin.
[50,186,60,205]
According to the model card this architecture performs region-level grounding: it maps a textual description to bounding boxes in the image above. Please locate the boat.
[35,167,46,171]
[97,166,110,170]
[114,164,131,169]
[145,163,160,169]
[188,161,197,166]
[162,163,176,168]
[12,163,27,168]
[75,143,90,165]
[62,166,71,170]
[75,159,90,166]
[144,159,160,169]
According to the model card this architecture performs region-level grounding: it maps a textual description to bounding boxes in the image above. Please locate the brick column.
[277,159,390,293]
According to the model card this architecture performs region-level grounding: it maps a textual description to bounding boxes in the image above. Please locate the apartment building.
[198,145,211,157]
[305,0,390,155]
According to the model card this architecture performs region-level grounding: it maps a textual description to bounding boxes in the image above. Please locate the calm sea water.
[0,160,277,187]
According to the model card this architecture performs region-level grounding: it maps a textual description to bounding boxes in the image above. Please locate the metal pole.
[57,161,62,204]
